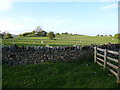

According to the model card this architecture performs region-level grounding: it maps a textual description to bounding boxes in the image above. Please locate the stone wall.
[2,43,120,66]
[2,45,94,66]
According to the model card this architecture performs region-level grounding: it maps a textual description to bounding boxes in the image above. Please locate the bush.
[56,33,60,35]
[97,34,100,36]
[114,33,120,39]
[100,35,103,37]
[22,32,32,37]
[4,33,13,39]
[62,32,68,34]
[19,34,23,37]
[32,30,35,35]
[0,33,4,38]
[37,31,47,37]
[47,32,55,40]
[109,35,112,37]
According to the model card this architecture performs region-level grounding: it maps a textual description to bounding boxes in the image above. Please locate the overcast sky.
[0,0,119,36]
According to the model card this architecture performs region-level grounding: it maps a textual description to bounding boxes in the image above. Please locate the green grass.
[2,34,118,46]
[2,35,119,88]
[2,61,120,88]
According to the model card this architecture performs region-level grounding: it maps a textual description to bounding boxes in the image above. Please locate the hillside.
[2,34,118,46]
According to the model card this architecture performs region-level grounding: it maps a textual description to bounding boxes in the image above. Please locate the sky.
[0,0,119,36]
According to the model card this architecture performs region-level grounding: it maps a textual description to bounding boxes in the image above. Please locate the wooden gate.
[94,47,120,83]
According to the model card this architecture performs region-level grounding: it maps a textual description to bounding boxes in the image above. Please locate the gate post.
[94,47,97,63]
[104,49,107,69]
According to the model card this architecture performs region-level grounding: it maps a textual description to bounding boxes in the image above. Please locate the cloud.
[100,3,118,10]
[0,15,67,34]
[39,17,67,32]
[20,17,36,23]
[0,21,25,34]
[0,20,26,34]
[0,0,14,11]
[0,0,119,12]
[0,14,41,34]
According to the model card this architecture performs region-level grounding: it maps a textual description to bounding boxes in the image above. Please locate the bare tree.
[35,26,43,34]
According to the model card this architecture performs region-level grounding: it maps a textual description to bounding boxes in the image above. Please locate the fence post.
[117,50,120,84]
[94,47,97,63]
[104,49,107,69]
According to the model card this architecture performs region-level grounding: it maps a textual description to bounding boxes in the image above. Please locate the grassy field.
[3,60,120,88]
[2,34,118,46]
[2,34,119,88]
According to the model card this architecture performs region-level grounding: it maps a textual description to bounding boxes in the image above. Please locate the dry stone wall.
[2,45,94,66]
[2,43,120,66]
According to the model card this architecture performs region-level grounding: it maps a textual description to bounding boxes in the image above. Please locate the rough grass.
[2,34,118,46]
[2,60,120,88]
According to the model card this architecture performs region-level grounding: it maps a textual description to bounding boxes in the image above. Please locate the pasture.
[2,34,120,88]
[2,34,118,46]
[2,61,120,88]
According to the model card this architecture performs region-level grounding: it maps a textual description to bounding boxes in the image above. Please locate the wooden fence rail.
[94,47,120,84]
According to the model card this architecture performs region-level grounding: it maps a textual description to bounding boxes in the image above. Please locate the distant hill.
[77,34,85,36]
[11,34,17,36]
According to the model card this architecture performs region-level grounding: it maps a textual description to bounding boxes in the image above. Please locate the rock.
[33,42,36,43]
[61,56,64,59]
[86,64,88,66]
[41,41,44,43]
[26,46,30,50]
[41,60,44,63]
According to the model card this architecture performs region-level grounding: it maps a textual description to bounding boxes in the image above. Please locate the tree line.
[1,26,120,40]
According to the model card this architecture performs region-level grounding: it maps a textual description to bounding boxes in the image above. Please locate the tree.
[62,32,68,34]
[1,31,7,39]
[34,26,47,37]
[42,31,47,36]
[19,34,23,37]
[32,30,35,35]
[109,34,112,37]
[47,32,55,40]
[34,26,43,34]
[56,33,60,35]
[65,32,68,34]
[4,33,13,39]
[0,31,2,38]
[114,33,120,39]
[101,35,103,37]
[37,31,47,36]
[97,34,100,36]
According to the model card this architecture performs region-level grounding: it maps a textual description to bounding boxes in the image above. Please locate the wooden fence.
[94,47,120,84]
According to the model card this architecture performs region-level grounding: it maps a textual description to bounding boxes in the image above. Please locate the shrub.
[109,35,112,37]
[97,34,100,36]
[56,33,60,35]
[47,32,55,40]
[62,32,68,34]
[100,35,103,37]
[114,33,120,39]
[19,34,23,37]
[22,32,32,37]
[4,33,13,39]
[37,31,47,37]
[32,30,35,35]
